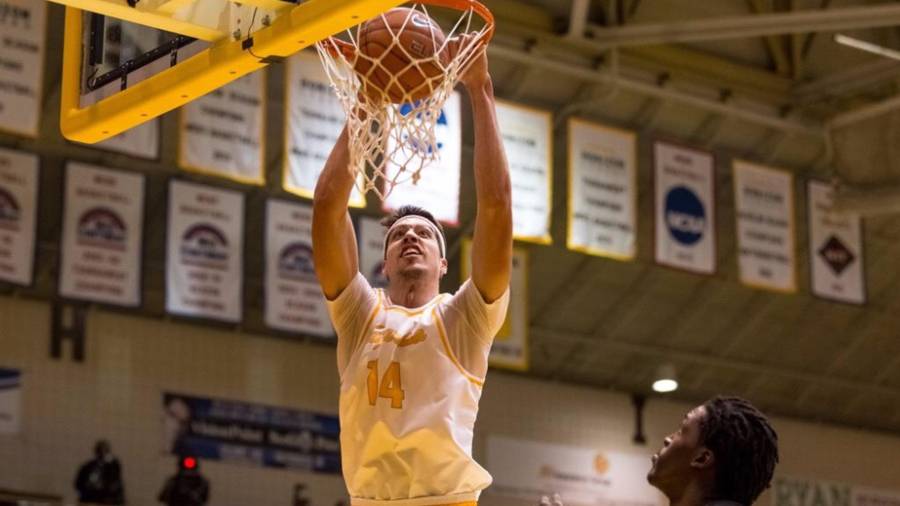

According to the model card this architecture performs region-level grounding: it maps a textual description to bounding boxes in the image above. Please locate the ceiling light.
[652,364,678,393]
[834,34,900,62]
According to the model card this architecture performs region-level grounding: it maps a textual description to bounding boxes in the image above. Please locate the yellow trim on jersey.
[432,308,484,387]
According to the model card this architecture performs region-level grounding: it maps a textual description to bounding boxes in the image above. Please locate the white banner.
[0,0,46,137]
[0,367,21,434]
[461,240,528,371]
[0,148,38,285]
[808,180,865,304]
[383,92,462,225]
[733,160,796,292]
[567,119,637,259]
[358,215,388,288]
[486,436,663,506]
[654,142,716,274]
[179,71,265,184]
[265,199,333,336]
[497,100,552,243]
[60,163,145,306]
[774,476,900,506]
[166,180,244,322]
[283,51,365,208]
[94,120,160,159]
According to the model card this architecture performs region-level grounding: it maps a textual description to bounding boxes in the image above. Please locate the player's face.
[383,218,446,283]
[647,406,708,495]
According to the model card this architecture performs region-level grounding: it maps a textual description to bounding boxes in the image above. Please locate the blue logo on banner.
[278,242,316,282]
[665,186,705,245]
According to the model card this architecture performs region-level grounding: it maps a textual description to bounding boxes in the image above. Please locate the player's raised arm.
[312,126,360,300]
[460,44,513,302]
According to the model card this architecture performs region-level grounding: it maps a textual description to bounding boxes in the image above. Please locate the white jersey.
[327,274,509,506]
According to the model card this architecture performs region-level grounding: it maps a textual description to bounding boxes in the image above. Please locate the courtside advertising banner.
[654,141,716,274]
[774,476,900,506]
[265,199,332,336]
[496,100,552,243]
[358,216,388,288]
[60,163,145,306]
[486,436,664,506]
[384,92,462,225]
[166,181,244,322]
[95,120,159,159]
[179,71,265,184]
[733,160,796,292]
[0,148,38,285]
[0,368,21,434]
[808,180,865,304]
[283,51,365,208]
[0,0,46,137]
[462,239,528,371]
[567,119,637,259]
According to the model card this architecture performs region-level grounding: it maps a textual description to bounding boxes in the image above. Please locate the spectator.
[158,456,209,506]
[74,440,125,505]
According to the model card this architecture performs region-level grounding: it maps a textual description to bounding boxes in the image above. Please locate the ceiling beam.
[582,4,900,48]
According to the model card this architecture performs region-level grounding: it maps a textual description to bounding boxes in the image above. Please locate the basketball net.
[316,1,493,201]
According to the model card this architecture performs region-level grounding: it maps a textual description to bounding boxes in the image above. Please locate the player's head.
[647,396,779,506]
[381,205,447,285]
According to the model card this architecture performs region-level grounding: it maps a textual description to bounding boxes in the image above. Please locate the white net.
[316,1,493,201]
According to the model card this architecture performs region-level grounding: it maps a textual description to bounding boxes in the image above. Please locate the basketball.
[355,7,448,104]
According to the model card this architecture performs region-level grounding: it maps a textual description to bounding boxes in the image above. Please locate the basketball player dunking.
[311,40,512,506]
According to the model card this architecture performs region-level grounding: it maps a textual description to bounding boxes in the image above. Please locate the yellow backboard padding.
[59,0,406,144]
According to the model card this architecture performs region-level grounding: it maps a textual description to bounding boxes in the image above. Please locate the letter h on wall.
[51,302,87,362]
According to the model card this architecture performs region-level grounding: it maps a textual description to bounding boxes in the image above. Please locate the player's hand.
[445,33,490,90]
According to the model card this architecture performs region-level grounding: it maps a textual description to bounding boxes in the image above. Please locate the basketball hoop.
[316,0,494,201]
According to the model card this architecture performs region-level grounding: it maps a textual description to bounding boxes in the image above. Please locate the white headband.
[383,215,446,259]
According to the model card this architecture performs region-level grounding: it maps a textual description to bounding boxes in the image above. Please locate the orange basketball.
[355,8,447,104]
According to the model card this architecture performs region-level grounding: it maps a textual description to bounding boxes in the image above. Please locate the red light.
[183,457,196,469]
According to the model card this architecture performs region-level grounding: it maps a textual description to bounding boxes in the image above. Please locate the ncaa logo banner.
[567,119,637,260]
[0,0,46,137]
[283,50,365,208]
[358,216,389,289]
[733,160,796,292]
[167,180,244,322]
[0,148,38,285]
[0,367,21,434]
[653,142,716,274]
[383,91,462,226]
[496,99,553,244]
[264,199,333,336]
[461,239,528,371]
[179,71,265,185]
[807,180,865,305]
[59,163,145,306]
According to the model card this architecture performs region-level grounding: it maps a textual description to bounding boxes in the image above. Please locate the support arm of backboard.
[59,0,406,144]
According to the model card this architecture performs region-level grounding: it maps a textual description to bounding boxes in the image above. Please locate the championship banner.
[733,160,796,292]
[0,0,46,137]
[94,120,160,159]
[567,119,637,260]
[358,215,388,288]
[808,180,865,304]
[0,148,38,285]
[60,163,145,306]
[461,239,528,371]
[486,436,664,506]
[654,141,716,274]
[179,71,265,185]
[496,99,552,244]
[163,392,340,473]
[383,91,462,225]
[283,50,365,208]
[774,476,900,506]
[0,367,22,434]
[166,180,244,322]
[265,199,333,336]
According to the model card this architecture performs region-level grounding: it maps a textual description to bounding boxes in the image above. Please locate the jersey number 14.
[367,360,405,409]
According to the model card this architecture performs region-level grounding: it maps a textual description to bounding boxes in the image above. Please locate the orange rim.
[322,0,494,58]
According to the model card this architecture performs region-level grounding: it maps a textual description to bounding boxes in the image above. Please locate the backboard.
[54,0,406,143]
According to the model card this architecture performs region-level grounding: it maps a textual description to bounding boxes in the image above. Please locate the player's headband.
[383,215,446,259]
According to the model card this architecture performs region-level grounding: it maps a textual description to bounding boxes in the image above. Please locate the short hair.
[380,205,444,236]
[700,396,779,506]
